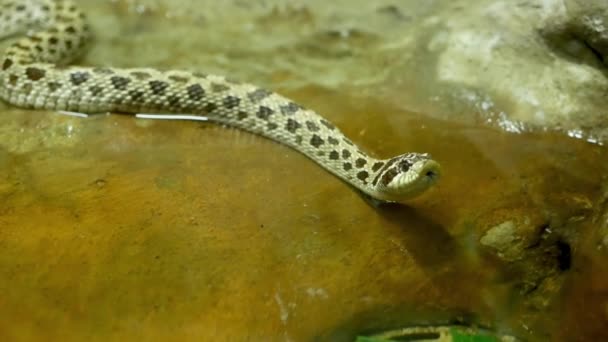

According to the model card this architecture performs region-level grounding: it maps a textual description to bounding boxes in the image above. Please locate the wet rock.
[481,220,537,262]
[0,1,607,341]
[564,0,608,65]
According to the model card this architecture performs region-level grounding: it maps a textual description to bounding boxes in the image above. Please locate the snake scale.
[0,0,440,203]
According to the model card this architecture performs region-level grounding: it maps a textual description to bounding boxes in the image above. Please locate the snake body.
[0,0,440,203]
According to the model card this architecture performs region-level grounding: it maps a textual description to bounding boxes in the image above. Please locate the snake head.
[373,153,441,202]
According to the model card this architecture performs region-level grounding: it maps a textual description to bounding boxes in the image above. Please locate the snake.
[0,0,441,203]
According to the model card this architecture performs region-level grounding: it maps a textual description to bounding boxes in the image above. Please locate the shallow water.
[0,1,607,341]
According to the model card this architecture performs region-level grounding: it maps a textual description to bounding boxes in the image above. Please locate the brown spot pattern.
[355,158,367,168]
[310,135,324,148]
[25,67,45,81]
[223,95,240,109]
[329,151,339,160]
[89,85,103,96]
[186,84,205,100]
[47,82,62,92]
[280,102,301,115]
[8,74,18,86]
[285,119,301,133]
[256,106,274,119]
[371,158,399,186]
[343,163,352,171]
[2,58,13,70]
[371,162,385,172]
[204,103,218,113]
[237,111,248,120]
[327,137,339,145]
[128,90,145,102]
[167,95,181,107]
[342,150,351,159]
[306,121,320,132]
[110,76,130,90]
[149,80,169,95]
[70,71,91,86]
[357,171,369,182]
[247,88,271,103]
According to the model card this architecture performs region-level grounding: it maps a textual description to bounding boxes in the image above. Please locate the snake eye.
[398,160,412,172]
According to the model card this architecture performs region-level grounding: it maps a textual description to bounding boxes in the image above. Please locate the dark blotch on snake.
[65,26,77,34]
[204,103,218,113]
[70,72,90,85]
[186,84,205,101]
[285,119,301,133]
[355,158,367,168]
[110,76,131,90]
[357,171,369,182]
[128,90,145,102]
[310,135,324,148]
[380,168,399,186]
[168,95,181,107]
[89,85,103,96]
[343,162,352,171]
[8,74,18,86]
[256,106,274,120]
[223,95,240,109]
[327,136,339,145]
[372,162,385,172]
[25,67,45,81]
[2,58,13,70]
[371,158,398,186]
[237,111,248,120]
[306,121,320,132]
[149,80,169,95]
[48,37,58,45]
[267,122,278,130]
[247,88,271,103]
[280,102,301,115]
[329,151,339,160]
[47,82,62,92]
[342,150,351,159]
[295,135,303,144]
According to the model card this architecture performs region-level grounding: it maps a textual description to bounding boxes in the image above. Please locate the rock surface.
[0,0,607,341]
